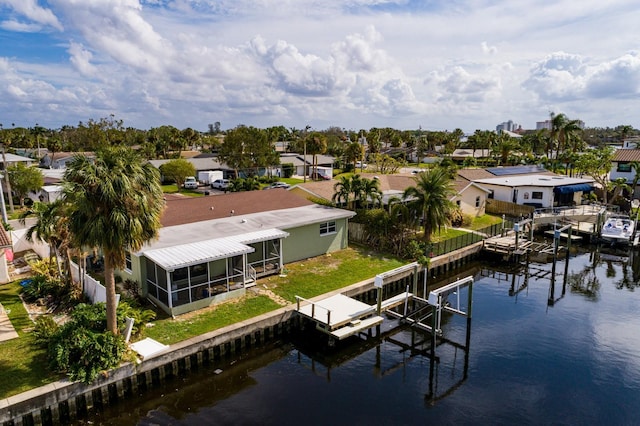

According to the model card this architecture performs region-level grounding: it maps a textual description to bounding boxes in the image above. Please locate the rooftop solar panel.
[486,165,546,176]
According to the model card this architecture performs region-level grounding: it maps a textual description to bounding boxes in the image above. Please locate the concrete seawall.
[0,243,483,425]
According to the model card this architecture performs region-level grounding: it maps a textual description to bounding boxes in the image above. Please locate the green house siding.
[115,253,144,292]
[282,218,349,263]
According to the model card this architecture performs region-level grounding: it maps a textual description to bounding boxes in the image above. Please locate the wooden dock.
[483,234,555,257]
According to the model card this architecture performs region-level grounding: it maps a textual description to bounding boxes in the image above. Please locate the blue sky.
[1,0,639,133]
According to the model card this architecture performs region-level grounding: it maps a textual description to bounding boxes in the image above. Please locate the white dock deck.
[296,292,413,340]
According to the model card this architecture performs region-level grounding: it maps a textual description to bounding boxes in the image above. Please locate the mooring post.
[563,226,572,295]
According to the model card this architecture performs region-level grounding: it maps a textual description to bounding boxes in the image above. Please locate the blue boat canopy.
[553,183,594,194]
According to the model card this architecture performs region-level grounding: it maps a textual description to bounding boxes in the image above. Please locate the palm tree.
[332,174,364,210]
[630,161,640,199]
[20,200,70,279]
[403,168,455,243]
[64,147,164,334]
[360,177,382,209]
[305,132,327,179]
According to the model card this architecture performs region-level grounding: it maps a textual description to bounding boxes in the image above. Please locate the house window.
[320,221,337,235]
[617,163,632,173]
[531,192,543,200]
[475,196,480,208]
[125,251,132,271]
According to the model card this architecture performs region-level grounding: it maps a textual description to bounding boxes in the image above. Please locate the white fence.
[10,228,50,260]
[70,260,120,306]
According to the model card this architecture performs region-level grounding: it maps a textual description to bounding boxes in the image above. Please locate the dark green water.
[80,247,640,425]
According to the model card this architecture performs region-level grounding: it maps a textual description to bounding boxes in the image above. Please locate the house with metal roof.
[117,190,355,316]
[473,175,595,209]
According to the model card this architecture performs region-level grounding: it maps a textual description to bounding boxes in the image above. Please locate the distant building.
[536,120,552,131]
[496,120,519,133]
[536,118,585,131]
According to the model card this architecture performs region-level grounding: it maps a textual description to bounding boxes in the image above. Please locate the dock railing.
[296,295,331,325]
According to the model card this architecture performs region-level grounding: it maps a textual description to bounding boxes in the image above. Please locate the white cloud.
[68,42,98,77]
[481,42,497,55]
[0,19,42,32]
[524,51,640,103]
[0,0,639,130]
[1,0,63,31]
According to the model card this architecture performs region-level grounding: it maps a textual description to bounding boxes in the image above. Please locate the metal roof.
[142,228,289,270]
[144,238,253,271]
[474,175,594,188]
[226,228,289,245]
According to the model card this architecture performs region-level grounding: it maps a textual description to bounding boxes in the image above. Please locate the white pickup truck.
[183,176,198,189]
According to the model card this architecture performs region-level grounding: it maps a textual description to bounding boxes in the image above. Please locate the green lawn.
[265,246,406,302]
[468,214,503,230]
[146,295,281,345]
[0,282,63,398]
[161,184,204,196]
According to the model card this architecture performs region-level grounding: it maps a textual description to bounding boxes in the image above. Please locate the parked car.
[263,182,291,190]
[211,179,231,190]
[355,161,368,169]
[183,176,198,189]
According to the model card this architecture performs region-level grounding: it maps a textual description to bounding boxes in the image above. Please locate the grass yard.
[468,214,503,230]
[264,246,406,302]
[161,184,204,196]
[146,295,281,345]
[0,282,62,399]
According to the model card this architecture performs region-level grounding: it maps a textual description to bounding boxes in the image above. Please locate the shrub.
[281,163,294,178]
[47,303,126,383]
[33,315,59,345]
[461,214,474,227]
[21,275,54,302]
[48,324,126,383]
[117,301,156,338]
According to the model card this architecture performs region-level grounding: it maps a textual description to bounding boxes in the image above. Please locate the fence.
[486,199,535,217]
[10,228,49,260]
[70,260,120,306]
[430,221,514,257]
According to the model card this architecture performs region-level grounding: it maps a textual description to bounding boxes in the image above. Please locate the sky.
[0,0,639,134]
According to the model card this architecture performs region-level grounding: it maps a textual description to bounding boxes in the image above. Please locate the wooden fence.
[486,199,534,218]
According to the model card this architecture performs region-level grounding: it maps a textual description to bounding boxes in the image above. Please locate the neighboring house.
[279,153,334,179]
[449,149,492,164]
[451,177,492,217]
[28,185,63,204]
[473,175,595,208]
[610,149,640,198]
[148,157,233,181]
[290,172,489,218]
[118,190,356,316]
[0,153,35,170]
[39,152,94,169]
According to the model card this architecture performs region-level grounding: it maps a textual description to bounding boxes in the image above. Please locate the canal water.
[79,247,640,425]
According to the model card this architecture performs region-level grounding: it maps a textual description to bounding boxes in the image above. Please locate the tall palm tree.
[305,132,327,178]
[64,147,164,334]
[403,168,455,243]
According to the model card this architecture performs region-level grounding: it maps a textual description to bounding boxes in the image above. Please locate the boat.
[600,215,635,245]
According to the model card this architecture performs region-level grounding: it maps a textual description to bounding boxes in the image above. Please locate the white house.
[610,149,640,198]
[473,174,595,208]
